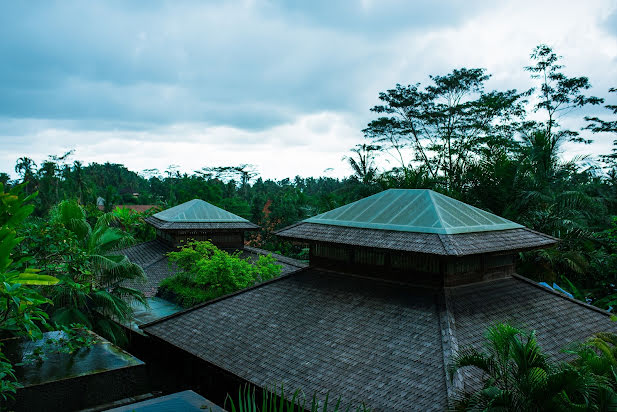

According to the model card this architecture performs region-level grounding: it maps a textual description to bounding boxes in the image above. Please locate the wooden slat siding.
[308,241,515,287]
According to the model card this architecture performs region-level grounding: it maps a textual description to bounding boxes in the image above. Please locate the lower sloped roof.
[141,270,617,411]
[142,270,448,411]
[116,240,176,298]
[449,275,617,392]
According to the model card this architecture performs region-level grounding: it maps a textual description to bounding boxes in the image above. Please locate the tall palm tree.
[343,144,380,184]
[14,157,37,195]
[513,129,606,285]
[49,200,146,343]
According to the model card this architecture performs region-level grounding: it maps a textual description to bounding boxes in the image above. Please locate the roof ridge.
[427,190,447,230]
[437,233,460,256]
[523,227,560,242]
[140,267,311,329]
[273,220,305,235]
[142,253,169,270]
[114,238,167,254]
[436,288,464,400]
[511,273,614,317]
[242,246,308,268]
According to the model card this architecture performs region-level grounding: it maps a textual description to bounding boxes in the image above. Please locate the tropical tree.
[586,87,617,198]
[343,144,380,184]
[0,184,58,339]
[363,68,524,192]
[14,157,37,195]
[525,44,603,145]
[47,200,147,343]
[449,323,614,411]
[112,206,156,243]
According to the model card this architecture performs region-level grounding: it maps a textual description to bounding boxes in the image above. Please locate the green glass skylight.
[304,189,523,234]
[153,199,250,223]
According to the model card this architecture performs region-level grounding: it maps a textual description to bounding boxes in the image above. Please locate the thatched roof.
[277,189,557,256]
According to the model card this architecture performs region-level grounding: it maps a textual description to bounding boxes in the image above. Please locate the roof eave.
[275,223,558,257]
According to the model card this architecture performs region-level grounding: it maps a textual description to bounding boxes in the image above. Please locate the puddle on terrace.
[3,331,143,386]
[128,297,183,329]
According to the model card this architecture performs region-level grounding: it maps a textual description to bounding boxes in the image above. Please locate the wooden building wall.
[308,242,515,287]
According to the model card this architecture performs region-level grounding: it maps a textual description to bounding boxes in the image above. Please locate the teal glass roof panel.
[152,199,250,223]
[304,189,523,234]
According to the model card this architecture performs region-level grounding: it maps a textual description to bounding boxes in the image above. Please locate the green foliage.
[573,332,617,390]
[160,241,281,308]
[343,144,380,185]
[526,44,603,145]
[112,207,156,243]
[0,184,59,340]
[0,184,60,403]
[363,67,524,193]
[225,385,370,412]
[22,200,149,343]
[450,323,617,411]
[0,347,19,403]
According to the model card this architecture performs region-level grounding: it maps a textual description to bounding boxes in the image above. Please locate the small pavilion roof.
[145,199,259,230]
[277,189,556,256]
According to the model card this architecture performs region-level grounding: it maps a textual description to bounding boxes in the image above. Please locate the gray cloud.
[0,0,616,178]
[0,1,484,130]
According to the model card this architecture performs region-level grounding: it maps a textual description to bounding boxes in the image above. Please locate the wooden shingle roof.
[141,270,617,411]
[142,270,448,411]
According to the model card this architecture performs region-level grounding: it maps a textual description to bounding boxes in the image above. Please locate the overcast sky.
[1,0,616,180]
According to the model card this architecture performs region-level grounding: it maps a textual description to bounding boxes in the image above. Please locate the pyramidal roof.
[153,199,250,223]
[305,189,523,235]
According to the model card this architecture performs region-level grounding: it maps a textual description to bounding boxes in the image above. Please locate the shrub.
[159,241,281,308]
[225,385,370,412]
